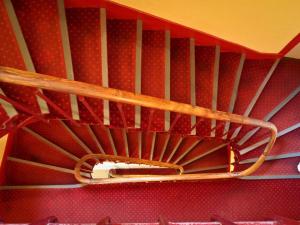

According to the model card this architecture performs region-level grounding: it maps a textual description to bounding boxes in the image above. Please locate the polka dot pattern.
[229,59,274,137]
[12,0,72,117]
[66,8,103,123]
[195,46,215,136]
[170,39,191,134]
[0,0,41,113]
[107,20,137,127]
[216,53,241,136]
[1,180,300,222]
[141,31,166,131]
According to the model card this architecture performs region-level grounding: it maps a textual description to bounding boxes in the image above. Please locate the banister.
[0,67,277,183]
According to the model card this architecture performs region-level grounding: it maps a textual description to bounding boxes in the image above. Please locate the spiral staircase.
[0,0,299,222]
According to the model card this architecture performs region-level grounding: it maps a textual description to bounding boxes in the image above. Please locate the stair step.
[4,160,77,185]
[11,0,77,119]
[230,59,276,139]
[170,38,193,134]
[183,149,229,173]
[195,46,219,137]
[141,30,168,131]
[216,52,244,137]
[66,8,105,123]
[10,128,79,169]
[27,120,89,158]
[0,0,42,115]
[107,20,140,127]
[237,157,300,176]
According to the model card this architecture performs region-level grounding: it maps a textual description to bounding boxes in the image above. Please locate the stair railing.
[0,67,277,183]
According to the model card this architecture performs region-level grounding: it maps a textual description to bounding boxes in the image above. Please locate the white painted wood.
[164,30,171,130]
[57,0,79,120]
[135,20,143,128]
[100,8,110,125]
[211,45,220,137]
[231,59,280,139]
[223,53,245,139]
[190,38,196,135]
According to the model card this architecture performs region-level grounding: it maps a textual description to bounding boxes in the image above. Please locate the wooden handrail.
[0,67,277,183]
[74,154,184,183]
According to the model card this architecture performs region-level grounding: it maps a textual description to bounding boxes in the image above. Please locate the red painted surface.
[195,47,215,136]
[141,31,166,131]
[0,0,41,114]
[170,39,191,134]
[66,8,104,123]
[1,180,300,222]
[12,0,72,117]
[107,20,137,127]
[216,53,241,137]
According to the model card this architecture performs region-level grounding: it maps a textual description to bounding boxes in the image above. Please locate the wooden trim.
[190,38,196,135]
[0,184,86,190]
[0,89,18,117]
[149,132,156,161]
[180,143,228,167]
[3,0,49,114]
[60,121,94,155]
[23,127,92,169]
[184,165,228,173]
[238,86,300,146]
[0,135,8,171]
[211,46,220,137]
[123,129,129,157]
[57,0,79,120]
[173,138,201,164]
[159,133,170,161]
[239,123,299,155]
[137,131,142,159]
[239,151,300,164]
[106,127,117,156]
[231,59,280,139]
[166,137,183,162]
[100,8,110,125]
[87,125,105,154]
[75,153,184,183]
[8,156,75,174]
[223,53,245,139]
[241,175,300,180]
[164,30,171,130]
[135,19,143,128]
[0,67,277,183]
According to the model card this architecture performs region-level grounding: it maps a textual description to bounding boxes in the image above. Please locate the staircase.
[0,0,299,222]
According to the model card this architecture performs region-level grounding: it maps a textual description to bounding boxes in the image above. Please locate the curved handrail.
[0,67,277,183]
[74,154,184,183]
